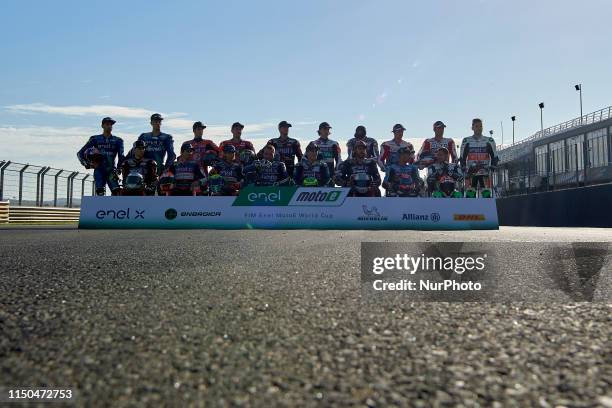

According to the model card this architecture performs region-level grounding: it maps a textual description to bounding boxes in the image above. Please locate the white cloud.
[0,125,136,170]
[0,121,279,169]
[5,103,158,119]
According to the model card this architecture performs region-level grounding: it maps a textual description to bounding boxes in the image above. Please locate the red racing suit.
[182,138,219,175]
[167,159,206,196]
[417,137,458,166]
[219,138,256,163]
[378,139,414,170]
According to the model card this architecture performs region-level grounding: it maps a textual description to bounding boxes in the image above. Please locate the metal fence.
[0,160,94,207]
[495,159,612,197]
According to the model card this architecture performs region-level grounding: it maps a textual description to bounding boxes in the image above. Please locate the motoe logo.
[288,188,350,207]
[96,208,145,220]
[233,186,351,207]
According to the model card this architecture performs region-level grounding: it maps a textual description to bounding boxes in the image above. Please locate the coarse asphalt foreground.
[1,226,611,407]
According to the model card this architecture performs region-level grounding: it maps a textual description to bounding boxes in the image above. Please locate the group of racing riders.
[77,114,498,198]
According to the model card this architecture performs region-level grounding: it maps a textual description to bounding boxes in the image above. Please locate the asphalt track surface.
[1,227,611,407]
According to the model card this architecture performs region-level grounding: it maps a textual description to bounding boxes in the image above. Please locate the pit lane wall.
[496,183,612,227]
[79,187,499,230]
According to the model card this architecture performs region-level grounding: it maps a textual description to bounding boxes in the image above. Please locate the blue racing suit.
[243,160,290,186]
[209,160,243,195]
[383,163,422,197]
[77,134,124,194]
[167,159,206,196]
[137,132,176,175]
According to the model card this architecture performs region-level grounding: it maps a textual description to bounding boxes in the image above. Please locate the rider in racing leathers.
[417,120,458,168]
[259,121,303,178]
[77,116,124,196]
[310,122,341,183]
[293,142,331,187]
[243,145,291,187]
[459,118,498,198]
[335,140,381,197]
[136,113,176,176]
[378,123,415,171]
[427,147,464,198]
[166,143,206,196]
[120,140,157,196]
[346,125,380,160]
[383,147,423,197]
[208,144,243,196]
[219,122,256,164]
[181,121,219,176]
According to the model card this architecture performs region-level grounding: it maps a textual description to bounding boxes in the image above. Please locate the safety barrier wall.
[1,202,80,224]
[496,183,612,227]
[0,201,8,223]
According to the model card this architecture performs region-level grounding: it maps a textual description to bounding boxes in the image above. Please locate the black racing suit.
[243,160,291,187]
[293,157,331,187]
[335,158,381,197]
[120,157,157,195]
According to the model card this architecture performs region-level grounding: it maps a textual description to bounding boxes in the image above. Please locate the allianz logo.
[96,208,145,220]
[402,213,441,222]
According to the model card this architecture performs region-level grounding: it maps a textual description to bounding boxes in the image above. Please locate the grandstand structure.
[495,105,612,196]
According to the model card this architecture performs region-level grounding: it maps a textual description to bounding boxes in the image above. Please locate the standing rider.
[182,121,219,176]
[120,140,157,196]
[260,121,302,178]
[243,145,291,187]
[77,117,124,196]
[311,122,341,183]
[417,120,458,168]
[346,125,379,160]
[383,147,422,197]
[378,124,414,171]
[219,122,256,165]
[293,142,331,187]
[137,113,176,177]
[335,140,381,197]
[460,118,498,198]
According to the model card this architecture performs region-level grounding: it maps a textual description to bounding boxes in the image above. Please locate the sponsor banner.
[79,188,499,230]
[231,186,350,207]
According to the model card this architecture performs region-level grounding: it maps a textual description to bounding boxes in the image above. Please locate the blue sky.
[1,0,611,170]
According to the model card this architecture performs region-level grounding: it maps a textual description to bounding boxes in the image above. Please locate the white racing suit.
[459,135,498,198]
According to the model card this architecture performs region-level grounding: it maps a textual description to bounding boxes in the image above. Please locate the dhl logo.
[453,214,486,221]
